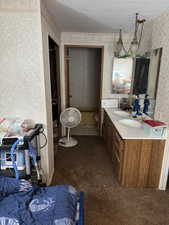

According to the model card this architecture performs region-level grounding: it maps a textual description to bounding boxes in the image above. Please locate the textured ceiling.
[45,0,169,32]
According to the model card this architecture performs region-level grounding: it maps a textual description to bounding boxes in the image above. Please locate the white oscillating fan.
[58,107,81,147]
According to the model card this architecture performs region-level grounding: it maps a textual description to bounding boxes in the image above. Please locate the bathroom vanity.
[102,108,166,188]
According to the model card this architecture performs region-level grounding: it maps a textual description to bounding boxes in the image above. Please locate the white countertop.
[104,108,167,140]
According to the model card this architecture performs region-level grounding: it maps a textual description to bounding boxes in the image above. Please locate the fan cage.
[60,107,81,128]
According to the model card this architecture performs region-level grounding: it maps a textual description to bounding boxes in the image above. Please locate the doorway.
[48,36,61,138]
[65,46,103,136]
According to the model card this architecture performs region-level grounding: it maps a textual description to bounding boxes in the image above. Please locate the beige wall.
[0,0,60,184]
[40,0,61,184]
[149,12,169,124]
[0,0,46,122]
[0,0,49,179]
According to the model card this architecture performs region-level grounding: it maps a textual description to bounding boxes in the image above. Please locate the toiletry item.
[143,94,150,115]
[120,98,131,111]
[132,95,142,117]
[132,95,137,117]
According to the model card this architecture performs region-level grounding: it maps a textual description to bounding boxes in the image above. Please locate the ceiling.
[45,0,169,33]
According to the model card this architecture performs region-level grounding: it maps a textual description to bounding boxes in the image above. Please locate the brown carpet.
[52,136,169,225]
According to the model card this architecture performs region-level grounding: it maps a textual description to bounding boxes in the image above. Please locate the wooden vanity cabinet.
[102,110,165,188]
[102,112,124,181]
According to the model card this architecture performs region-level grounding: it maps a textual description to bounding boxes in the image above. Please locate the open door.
[64,46,103,136]
[48,36,61,138]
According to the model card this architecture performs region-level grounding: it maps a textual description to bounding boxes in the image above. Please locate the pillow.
[0,176,33,196]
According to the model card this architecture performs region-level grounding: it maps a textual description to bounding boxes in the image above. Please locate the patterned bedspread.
[0,177,78,225]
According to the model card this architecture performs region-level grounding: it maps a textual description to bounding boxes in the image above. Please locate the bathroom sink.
[113,110,130,117]
[118,119,142,128]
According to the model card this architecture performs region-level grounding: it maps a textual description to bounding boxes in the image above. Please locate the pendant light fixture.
[115,13,146,57]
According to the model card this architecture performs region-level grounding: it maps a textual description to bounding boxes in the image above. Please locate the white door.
[69,48,100,111]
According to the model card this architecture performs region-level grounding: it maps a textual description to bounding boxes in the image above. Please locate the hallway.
[52,136,169,225]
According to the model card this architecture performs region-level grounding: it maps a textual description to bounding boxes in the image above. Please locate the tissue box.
[143,120,167,138]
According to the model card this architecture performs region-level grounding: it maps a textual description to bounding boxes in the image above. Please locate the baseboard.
[47,167,54,186]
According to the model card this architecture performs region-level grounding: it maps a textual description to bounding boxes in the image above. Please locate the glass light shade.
[130,43,138,54]
[130,41,139,54]
[116,40,123,54]
[115,29,124,55]
[114,13,145,57]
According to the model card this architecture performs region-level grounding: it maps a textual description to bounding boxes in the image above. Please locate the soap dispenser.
[132,95,142,117]
[143,94,150,115]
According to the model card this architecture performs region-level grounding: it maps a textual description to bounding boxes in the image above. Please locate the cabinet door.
[103,112,113,156]
[107,122,113,156]
[102,118,107,142]
[111,125,124,181]
[111,145,121,179]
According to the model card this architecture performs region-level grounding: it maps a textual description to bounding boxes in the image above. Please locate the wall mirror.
[112,57,133,94]
[146,48,162,99]
[132,48,162,99]
[132,48,162,117]
[112,48,162,117]
[132,57,150,95]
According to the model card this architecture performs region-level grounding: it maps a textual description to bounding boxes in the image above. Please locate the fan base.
[58,137,78,147]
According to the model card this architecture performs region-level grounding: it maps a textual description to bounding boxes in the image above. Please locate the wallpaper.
[151,12,169,125]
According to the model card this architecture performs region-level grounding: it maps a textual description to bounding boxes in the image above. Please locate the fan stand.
[58,128,78,147]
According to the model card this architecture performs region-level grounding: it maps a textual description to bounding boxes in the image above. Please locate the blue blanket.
[0,177,78,225]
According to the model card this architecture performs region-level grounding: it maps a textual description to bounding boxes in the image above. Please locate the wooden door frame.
[64,45,104,135]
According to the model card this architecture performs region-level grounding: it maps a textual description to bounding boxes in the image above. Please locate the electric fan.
[58,107,81,147]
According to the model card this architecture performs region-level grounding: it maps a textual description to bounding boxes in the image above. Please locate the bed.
[0,177,84,225]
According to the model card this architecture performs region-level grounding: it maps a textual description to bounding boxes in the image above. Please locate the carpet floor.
[52,136,169,225]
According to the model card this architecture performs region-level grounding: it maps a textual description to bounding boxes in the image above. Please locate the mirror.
[132,57,150,95]
[112,48,162,117]
[147,48,162,99]
[112,57,133,94]
[132,48,162,98]
[132,48,162,117]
